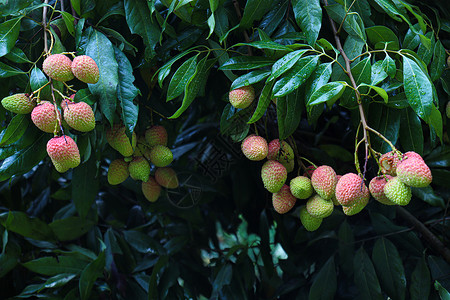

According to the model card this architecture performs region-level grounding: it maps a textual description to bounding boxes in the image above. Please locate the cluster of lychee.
[1,53,100,173]
[241,134,433,231]
[106,124,179,203]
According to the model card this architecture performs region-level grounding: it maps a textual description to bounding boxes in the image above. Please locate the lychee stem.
[31,81,51,99]
[63,82,77,93]
[299,157,317,169]
[50,81,64,136]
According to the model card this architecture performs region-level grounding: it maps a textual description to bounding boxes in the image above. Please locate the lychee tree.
[0,0,450,299]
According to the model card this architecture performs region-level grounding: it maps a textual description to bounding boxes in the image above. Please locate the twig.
[43,0,49,53]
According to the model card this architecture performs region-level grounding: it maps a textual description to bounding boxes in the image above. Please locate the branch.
[43,0,49,53]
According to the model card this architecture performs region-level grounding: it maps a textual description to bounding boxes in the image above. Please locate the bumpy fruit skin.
[107,159,129,185]
[446,101,450,119]
[379,151,402,176]
[46,135,80,172]
[396,154,432,188]
[342,196,368,216]
[106,124,136,157]
[303,165,316,177]
[241,135,268,161]
[31,101,60,133]
[145,125,168,147]
[142,177,161,202]
[403,151,424,161]
[300,206,322,231]
[1,93,35,114]
[62,101,95,132]
[261,160,287,193]
[149,145,173,167]
[42,54,74,82]
[229,85,255,109]
[306,195,333,218]
[369,175,395,205]
[71,55,99,84]
[384,177,412,206]
[267,139,295,171]
[290,176,313,199]
[128,156,151,182]
[311,165,337,200]
[272,185,297,214]
[155,167,179,188]
[335,173,370,207]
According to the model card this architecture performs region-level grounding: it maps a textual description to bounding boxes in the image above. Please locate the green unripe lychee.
[306,194,334,218]
[106,124,136,157]
[261,160,287,193]
[384,177,412,206]
[155,167,179,188]
[31,101,60,133]
[369,175,395,205]
[1,93,35,114]
[311,165,337,200]
[46,135,80,173]
[342,195,368,216]
[142,177,161,202]
[149,145,173,167]
[267,139,295,172]
[272,184,296,214]
[71,55,99,84]
[107,159,129,185]
[42,54,74,82]
[289,176,313,199]
[145,125,168,147]
[229,85,255,109]
[396,154,432,188]
[241,135,268,161]
[299,206,322,231]
[128,156,151,182]
[335,173,369,207]
[62,100,95,132]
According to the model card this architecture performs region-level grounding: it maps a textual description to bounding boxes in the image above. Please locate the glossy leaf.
[230,70,271,90]
[60,11,75,36]
[248,80,275,124]
[305,63,332,102]
[219,56,274,70]
[4,47,31,64]
[23,256,90,276]
[277,88,304,140]
[430,40,446,81]
[400,108,423,155]
[234,41,292,51]
[240,0,274,29]
[435,281,450,300]
[0,61,26,78]
[18,273,76,297]
[366,26,399,50]
[308,82,346,106]
[267,50,307,82]
[72,156,99,219]
[353,247,383,300]
[148,256,169,300]
[157,47,201,86]
[49,217,95,241]
[292,0,322,45]
[79,251,105,300]
[167,55,198,101]
[325,4,365,41]
[371,60,388,85]
[0,211,55,241]
[410,257,431,300]
[361,84,388,102]
[0,0,33,17]
[309,257,337,300]
[0,17,22,57]
[426,105,443,141]
[0,114,29,146]
[368,103,400,154]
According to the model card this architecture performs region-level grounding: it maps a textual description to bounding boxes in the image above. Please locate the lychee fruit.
[1,93,35,114]
[155,167,179,188]
[272,185,297,214]
[145,125,168,147]
[261,160,287,193]
[384,177,412,206]
[379,150,402,176]
[149,145,173,167]
[106,124,136,157]
[31,101,60,133]
[62,100,95,132]
[311,165,337,200]
[107,159,129,185]
[300,206,322,231]
[342,196,368,216]
[402,151,424,161]
[396,154,432,188]
[71,55,99,84]
[267,139,295,171]
[241,135,268,161]
[142,177,161,202]
[335,173,370,207]
[289,176,313,199]
[306,194,334,218]
[369,175,395,205]
[42,54,74,82]
[303,165,317,177]
[46,135,80,172]
[229,85,255,109]
[128,156,151,182]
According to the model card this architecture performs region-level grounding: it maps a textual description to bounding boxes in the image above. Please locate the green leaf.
[292,0,322,45]
[426,105,443,141]
[79,251,105,300]
[219,56,274,71]
[18,273,76,297]
[167,55,198,101]
[248,80,275,124]
[430,40,446,81]
[234,41,292,51]
[240,0,274,29]
[372,238,406,300]
[230,70,271,90]
[0,211,55,241]
[86,30,119,126]
[417,32,434,65]
[371,60,388,85]
[325,4,365,41]
[400,108,423,155]
[123,230,164,254]
[435,281,450,300]
[0,241,20,278]
[340,57,372,107]
[157,47,201,87]
[23,256,90,276]
[124,0,160,59]
[366,26,399,50]
[148,255,169,300]
[4,47,31,64]
[305,63,332,102]
[368,103,400,154]
[383,54,396,78]
[0,114,29,146]
[72,155,99,219]
[60,11,75,36]
[0,61,26,78]
[403,56,433,120]
[273,55,319,97]
[211,264,232,297]
[277,87,304,140]
[319,144,353,162]
[309,257,337,300]
[0,0,33,17]
[70,0,81,15]
[0,17,23,57]
[267,50,308,82]
[49,217,95,241]
[360,84,388,102]
[353,247,383,300]
[308,82,345,106]
[220,104,252,141]
[114,47,139,136]
[338,221,355,276]
[412,186,446,208]
[410,257,431,300]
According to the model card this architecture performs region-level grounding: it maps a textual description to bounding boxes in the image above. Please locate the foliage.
[0,0,450,299]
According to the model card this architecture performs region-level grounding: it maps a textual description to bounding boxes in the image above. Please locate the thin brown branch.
[43,0,49,53]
